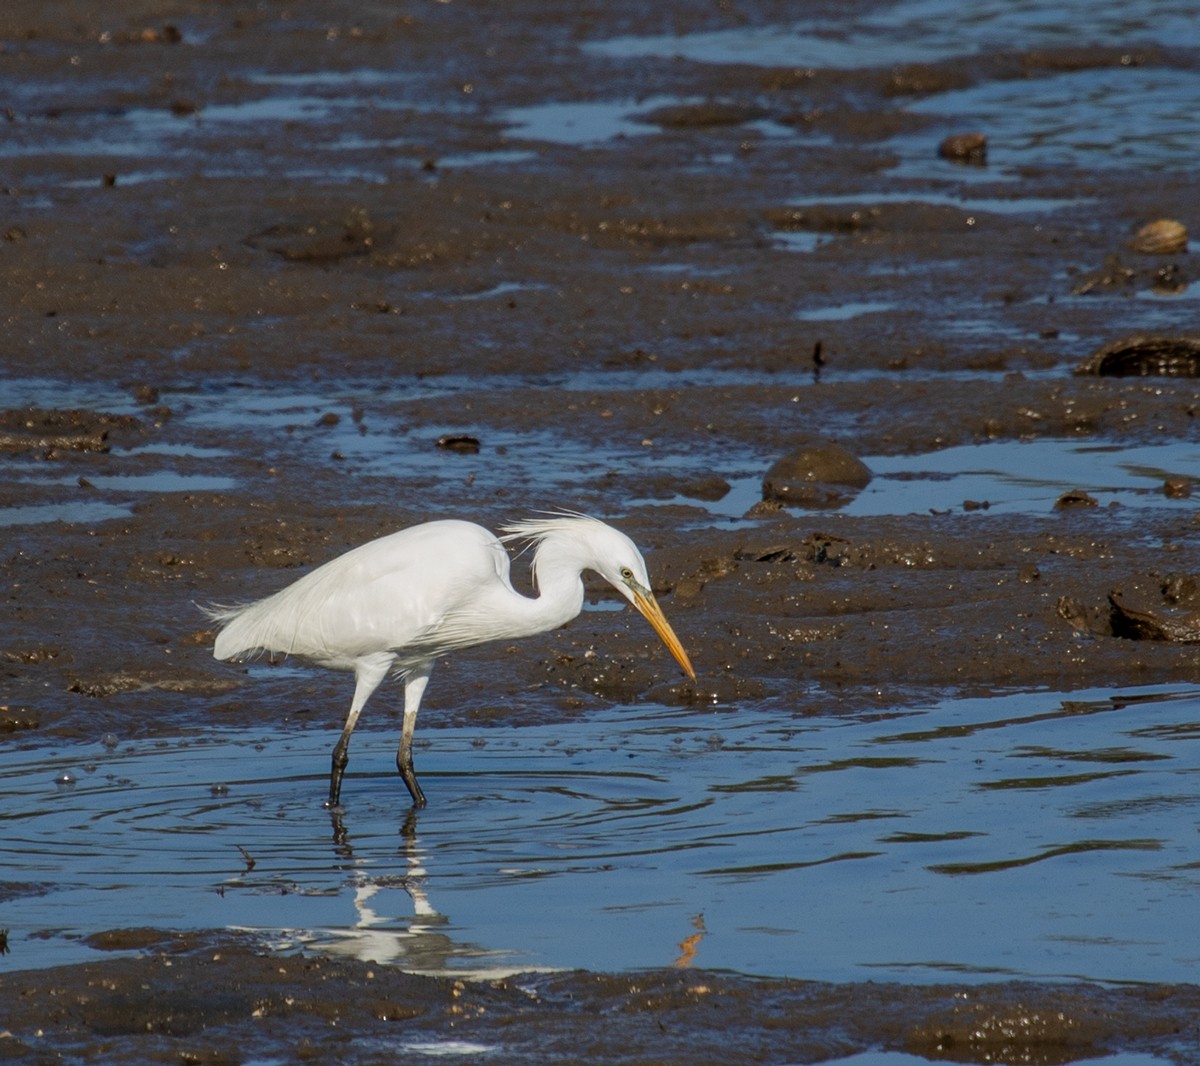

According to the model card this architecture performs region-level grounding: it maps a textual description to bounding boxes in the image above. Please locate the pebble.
[938,132,987,165]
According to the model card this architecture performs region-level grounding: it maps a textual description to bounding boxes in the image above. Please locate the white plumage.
[207,514,694,808]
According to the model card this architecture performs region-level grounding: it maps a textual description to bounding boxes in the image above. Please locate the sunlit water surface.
[582,0,1200,174]
[3,375,1198,528]
[4,0,1194,180]
[3,684,1199,982]
[585,0,1200,66]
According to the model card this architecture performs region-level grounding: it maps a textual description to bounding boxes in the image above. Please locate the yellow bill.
[631,588,696,680]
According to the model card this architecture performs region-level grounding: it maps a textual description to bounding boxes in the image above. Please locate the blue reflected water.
[585,0,1200,67]
[901,67,1200,172]
[2,685,1198,982]
[583,0,1200,173]
[4,375,1198,526]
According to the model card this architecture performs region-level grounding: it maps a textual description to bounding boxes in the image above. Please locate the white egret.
[207,513,695,808]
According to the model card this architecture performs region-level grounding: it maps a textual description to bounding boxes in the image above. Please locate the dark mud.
[3,0,1200,1059]
[3,931,1200,1064]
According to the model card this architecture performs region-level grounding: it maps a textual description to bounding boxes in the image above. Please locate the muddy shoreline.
[4,931,1200,1064]
[3,0,1200,1058]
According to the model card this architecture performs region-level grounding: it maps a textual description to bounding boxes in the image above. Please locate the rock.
[938,132,987,165]
[0,408,139,454]
[1054,489,1098,509]
[679,475,731,502]
[1109,575,1200,643]
[436,434,480,453]
[245,207,375,262]
[1073,335,1200,377]
[1130,218,1187,255]
[762,442,871,507]
[0,707,39,732]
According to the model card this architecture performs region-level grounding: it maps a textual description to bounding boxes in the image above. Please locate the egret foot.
[399,750,427,808]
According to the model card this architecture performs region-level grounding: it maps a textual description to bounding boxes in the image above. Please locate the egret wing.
[211,520,512,669]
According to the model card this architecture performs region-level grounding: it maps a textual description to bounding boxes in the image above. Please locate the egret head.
[503,513,695,680]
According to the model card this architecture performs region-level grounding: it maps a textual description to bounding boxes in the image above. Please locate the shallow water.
[585,0,1200,67]
[900,66,1200,173]
[5,374,1197,527]
[503,96,797,147]
[585,0,1200,175]
[3,683,1199,982]
[686,438,1200,522]
[8,0,1192,188]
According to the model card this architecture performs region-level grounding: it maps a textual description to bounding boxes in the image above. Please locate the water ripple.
[2,684,1199,983]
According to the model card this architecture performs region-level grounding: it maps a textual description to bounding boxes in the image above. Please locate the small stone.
[938,132,987,165]
[437,434,481,454]
[1055,488,1098,509]
[1164,476,1192,499]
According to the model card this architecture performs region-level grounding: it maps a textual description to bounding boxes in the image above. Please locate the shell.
[1130,218,1188,255]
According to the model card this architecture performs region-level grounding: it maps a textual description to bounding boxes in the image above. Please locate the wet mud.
[3,0,1200,1059]
[3,931,1200,1064]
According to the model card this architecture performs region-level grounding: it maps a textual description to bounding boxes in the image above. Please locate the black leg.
[398,741,427,808]
[397,663,433,808]
[323,656,393,808]
[326,739,350,808]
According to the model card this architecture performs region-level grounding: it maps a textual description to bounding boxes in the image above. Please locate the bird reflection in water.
[319,809,518,976]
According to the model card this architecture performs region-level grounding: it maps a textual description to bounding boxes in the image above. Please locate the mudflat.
[3,0,1199,1061]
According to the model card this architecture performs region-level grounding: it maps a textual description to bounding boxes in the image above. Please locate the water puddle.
[1137,287,1200,303]
[773,190,1091,255]
[899,66,1200,173]
[787,190,1091,217]
[3,684,1199,983]
[502,100,658,146]
[584,0,1200,68]
[248,70,415,90]
[29,471,237,493]
[5,379,1194,527]
[502,96,795,147]
[681,438,1200,522]
[773,231,826,253]
[796,300,897,322]
[434,148,538,170]
[583,2,1199,175]
[857,439,1200,517]
[0,500,133,528]
[4,67,442,182]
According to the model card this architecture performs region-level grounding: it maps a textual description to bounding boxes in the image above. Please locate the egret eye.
[620,567,634,581]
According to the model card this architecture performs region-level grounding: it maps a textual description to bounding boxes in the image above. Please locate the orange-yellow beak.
[630,587,696,680]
